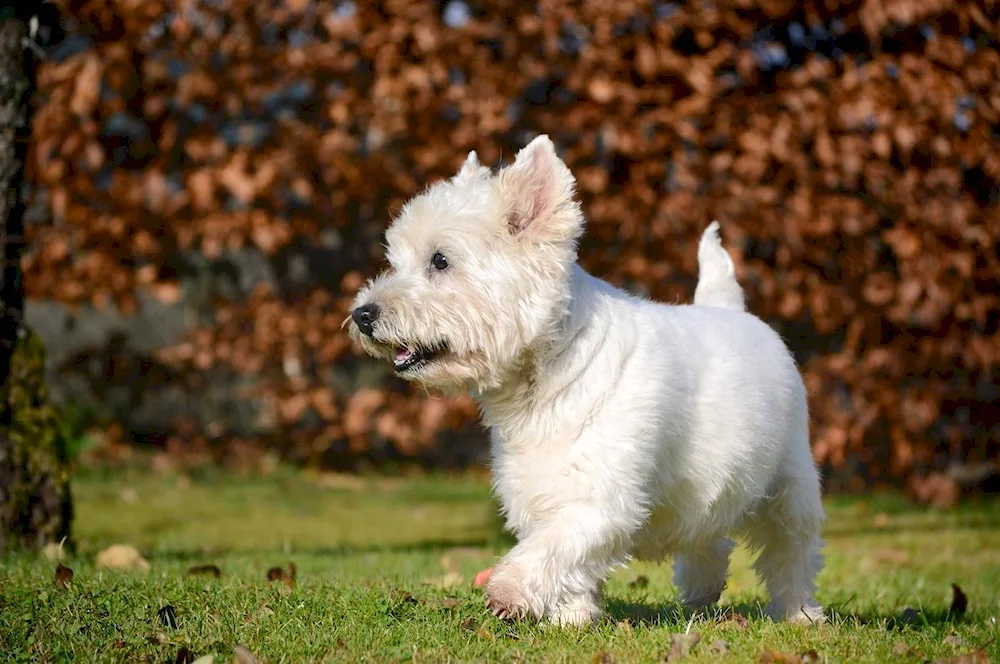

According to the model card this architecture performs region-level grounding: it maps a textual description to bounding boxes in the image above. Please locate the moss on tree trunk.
[0,327,73,550]
[0,3,73,551]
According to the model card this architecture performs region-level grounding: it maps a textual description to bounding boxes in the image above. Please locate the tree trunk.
[0,2,72,551]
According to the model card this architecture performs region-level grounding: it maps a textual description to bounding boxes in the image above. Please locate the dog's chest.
[488,427,578,536]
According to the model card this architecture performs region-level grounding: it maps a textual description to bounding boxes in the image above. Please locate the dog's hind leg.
[744,441,826,624]
[672,536,736,611]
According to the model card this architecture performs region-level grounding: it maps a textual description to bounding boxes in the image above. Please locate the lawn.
[1,465,998,663]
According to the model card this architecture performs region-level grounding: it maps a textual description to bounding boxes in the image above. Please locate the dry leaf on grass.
[173,646,199,663]
[427,597,461,609]
[187,564,222,578]
[43,541,65,563]
[758,651,803,663]
[55,563,74,588]
[423,572,464,589]
[950,584,968,617]
[874,549,910,565]
[629,575,650,590]
[266,563,296,588]
[158,605,178,629]
[664,632,701,662]
[390,589,417,604]
[96,544,150,571]
[893,642,913,656]
[710,639,730,656]
[592,652,617,664]
[719,612,751,630]
[233,644,260,664]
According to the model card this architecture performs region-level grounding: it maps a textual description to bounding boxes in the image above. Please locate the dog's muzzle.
[351,303,379,338]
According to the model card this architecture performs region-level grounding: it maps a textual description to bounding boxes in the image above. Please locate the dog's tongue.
[395,347,415,362]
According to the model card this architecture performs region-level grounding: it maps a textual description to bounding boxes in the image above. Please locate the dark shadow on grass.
[605,596,964,631]
[605,597,774,627]
[824,606,968,631]
[604,597,685,626]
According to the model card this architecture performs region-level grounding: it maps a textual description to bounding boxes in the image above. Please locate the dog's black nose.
[351,303,380,337]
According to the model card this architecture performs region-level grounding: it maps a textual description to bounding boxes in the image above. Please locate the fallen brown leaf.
[423,572,463,589]
[800,650,821,664]
[719,612,751,630]
[55,563,74,588]
[710,639,730,656]
[233,644,260,664]
[460,617,477,631]
[874,549,910,565]
[665,632,701,662]
[950,584,968,617]
[187,564,222,578]
[266,564,294,589]
[96,544,149,571]
[593,652,617,664]
[892,642,913,656]
[390,589,417,604]
[158,605,178,629]
[629,575,650,590]
[42,541,65,563]
[758,651,800,664]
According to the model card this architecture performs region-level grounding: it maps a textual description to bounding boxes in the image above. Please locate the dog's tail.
[694,221,746,312]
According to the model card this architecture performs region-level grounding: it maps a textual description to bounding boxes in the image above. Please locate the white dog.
[348,135,826,627]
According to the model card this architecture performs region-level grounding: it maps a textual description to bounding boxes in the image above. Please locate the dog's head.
[347,135,584,392]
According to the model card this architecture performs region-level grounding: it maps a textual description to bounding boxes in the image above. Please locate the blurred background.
[15,0,1000,508]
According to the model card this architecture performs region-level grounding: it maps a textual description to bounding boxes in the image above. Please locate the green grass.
[2,466,999,663]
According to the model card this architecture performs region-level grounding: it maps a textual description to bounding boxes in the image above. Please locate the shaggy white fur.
[348,135,826,627]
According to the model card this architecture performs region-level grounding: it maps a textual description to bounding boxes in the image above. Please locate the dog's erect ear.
[453,150,487,182]
[499,135,580,242]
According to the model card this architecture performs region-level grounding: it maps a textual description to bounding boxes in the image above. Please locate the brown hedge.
[24,0,1000,500]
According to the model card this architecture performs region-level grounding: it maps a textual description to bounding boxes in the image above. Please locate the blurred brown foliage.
[24,0,1000,497]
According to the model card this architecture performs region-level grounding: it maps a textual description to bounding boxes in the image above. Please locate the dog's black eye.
[431,252,449,271]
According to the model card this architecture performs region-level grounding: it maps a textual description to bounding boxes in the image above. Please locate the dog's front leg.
[484,512,628,627]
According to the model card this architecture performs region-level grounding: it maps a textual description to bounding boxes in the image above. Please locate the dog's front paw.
[484,572,537,621]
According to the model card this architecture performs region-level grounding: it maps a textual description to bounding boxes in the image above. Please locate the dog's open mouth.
[392,344,444,372]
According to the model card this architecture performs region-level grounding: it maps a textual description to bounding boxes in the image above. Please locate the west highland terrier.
[348,135,826,627]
